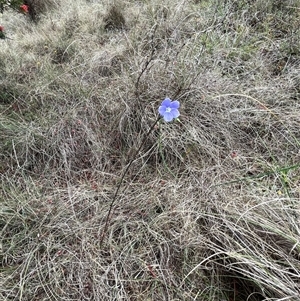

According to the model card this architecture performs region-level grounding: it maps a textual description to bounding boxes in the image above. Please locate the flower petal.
[171,109,180,119]
[163,112,174,122]
[158,105,167,115]
[170,100,180,109]
[161,98,172,107]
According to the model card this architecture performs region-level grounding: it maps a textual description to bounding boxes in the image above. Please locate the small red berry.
[0,26,4,31]
[20,4,29,13]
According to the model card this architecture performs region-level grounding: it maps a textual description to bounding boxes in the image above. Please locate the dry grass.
[1,0,300,300]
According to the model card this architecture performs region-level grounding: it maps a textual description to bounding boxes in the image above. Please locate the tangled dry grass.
[1,0,300,300]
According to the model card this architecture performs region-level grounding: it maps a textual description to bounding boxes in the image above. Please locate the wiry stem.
[100,115,161,246]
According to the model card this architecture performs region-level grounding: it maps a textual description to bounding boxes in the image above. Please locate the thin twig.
[135,24,158,104]
[100,115,161,246]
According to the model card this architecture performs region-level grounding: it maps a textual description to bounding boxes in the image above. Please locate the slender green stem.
[100,115,161,246]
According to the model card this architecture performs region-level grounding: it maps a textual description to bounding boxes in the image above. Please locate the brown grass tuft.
[103,2,126,31]
[24,0,60,22]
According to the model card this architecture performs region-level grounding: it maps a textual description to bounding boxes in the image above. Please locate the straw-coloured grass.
[1,0,300,300]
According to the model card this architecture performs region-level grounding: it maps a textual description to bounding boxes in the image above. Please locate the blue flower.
[158,98,180,122]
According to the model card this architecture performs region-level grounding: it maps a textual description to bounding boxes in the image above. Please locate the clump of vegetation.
[103,2,126,30]
[1,0,300,300]
[1,0,59,22]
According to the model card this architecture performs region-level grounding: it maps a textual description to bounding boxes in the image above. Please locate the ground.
[0,0,300,300]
